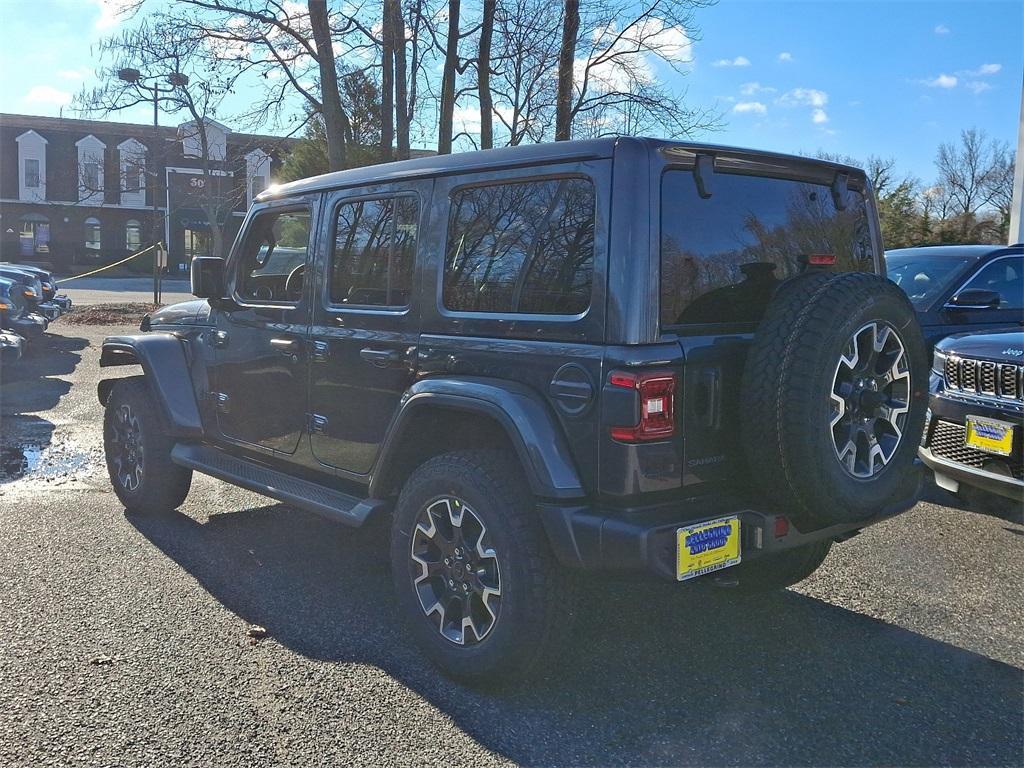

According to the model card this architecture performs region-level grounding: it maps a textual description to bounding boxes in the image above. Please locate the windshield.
[885,254,973,308]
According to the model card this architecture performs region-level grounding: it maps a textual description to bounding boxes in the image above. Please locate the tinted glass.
[237,208,311,303]
[444,177,594,315]
[885,253,973,308]
[660,170,874,327]
[959,256,1023,310]
[330,196,417,307]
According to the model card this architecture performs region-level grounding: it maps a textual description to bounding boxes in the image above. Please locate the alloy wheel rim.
[110,403,144,492]
[409,496,502,646]
[829,321,911,479]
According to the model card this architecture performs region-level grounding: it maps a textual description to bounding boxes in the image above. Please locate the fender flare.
[98,334,203,439]
[370,377,585,500]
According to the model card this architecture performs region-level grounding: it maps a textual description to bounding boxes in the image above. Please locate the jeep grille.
[944,356,1024,402]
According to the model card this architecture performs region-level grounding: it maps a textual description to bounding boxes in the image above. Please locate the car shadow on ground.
[919,478,1023,525]
[0,331,87,483]
[129,502,1022,767]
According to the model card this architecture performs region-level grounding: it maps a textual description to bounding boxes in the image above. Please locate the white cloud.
[924,74,958,88]
[934,24,950,35]
[91,0,136,30]
[25,85,72,107]
[58,70,86,81]
[778,52,793,62]
[812,108,829,124]
[739,81,775,96]
[713,56,750,67]
[977,63,1001,75]
[966,81,993,94]
[733,101,767,115]
[575,18,694,93]
[778,87,828,107]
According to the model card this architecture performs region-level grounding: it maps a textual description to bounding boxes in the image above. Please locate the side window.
[444,177,595,315]
[236,207,312,304]
[330,196,418,307]
[959,257,1023,310]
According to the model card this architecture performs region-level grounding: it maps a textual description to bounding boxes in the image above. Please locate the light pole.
[116,67,189,305]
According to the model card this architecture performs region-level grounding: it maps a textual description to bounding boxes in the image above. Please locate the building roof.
[0,112,298,148]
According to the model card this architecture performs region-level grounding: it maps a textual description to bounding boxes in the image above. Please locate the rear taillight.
[609,371,676,442]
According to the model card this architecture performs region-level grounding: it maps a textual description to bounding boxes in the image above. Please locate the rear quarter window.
[443,177,595,315]
[660,169,875,328]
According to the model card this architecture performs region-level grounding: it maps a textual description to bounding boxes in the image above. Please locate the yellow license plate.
[965,416,1015,457]
[677,515,741,581]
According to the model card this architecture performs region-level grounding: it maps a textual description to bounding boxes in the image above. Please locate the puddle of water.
[1,444,40,481]
[0,438,104,487]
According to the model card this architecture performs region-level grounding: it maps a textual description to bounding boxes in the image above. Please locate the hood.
[146,299,213,328]
[937,329,1024,364]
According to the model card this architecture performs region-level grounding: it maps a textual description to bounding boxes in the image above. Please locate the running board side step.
[170,443,387,527]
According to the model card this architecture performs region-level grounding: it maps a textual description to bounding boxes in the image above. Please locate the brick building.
[0,113,297,274]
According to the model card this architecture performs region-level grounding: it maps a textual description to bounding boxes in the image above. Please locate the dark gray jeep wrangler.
[99,138,928,681]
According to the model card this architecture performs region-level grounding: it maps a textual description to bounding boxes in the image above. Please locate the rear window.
[443,177,595,315]
[660,169,875,327]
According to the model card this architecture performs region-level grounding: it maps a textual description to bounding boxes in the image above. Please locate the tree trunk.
[381,0,395,160]
[437,0,461,155]
[309,0,347,170]
[555,0,579,141]
[477,0,495,150]
[387,0,411,160]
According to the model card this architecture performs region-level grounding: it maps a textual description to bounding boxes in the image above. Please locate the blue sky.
[1,0,1020,184]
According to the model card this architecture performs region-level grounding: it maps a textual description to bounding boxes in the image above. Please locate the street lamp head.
[117,67,141,84]
[167,72,190,88]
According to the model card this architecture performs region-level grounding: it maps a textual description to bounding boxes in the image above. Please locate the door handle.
[360,347,402,367]
[270,337,302,362]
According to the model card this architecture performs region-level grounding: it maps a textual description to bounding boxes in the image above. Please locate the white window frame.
[117,138,148,208]
[16,130,47,202]
[76,134,106,205]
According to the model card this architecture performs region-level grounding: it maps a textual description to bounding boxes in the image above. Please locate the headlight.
[931,348,947,376]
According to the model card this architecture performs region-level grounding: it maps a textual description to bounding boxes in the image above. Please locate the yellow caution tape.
[60,243,164,282]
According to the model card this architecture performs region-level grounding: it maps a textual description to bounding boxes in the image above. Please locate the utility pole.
[1009,79,1024,245]
[116,68,189,304]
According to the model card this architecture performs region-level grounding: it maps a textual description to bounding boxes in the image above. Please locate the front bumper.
[52,294,72,311]
[12,314,46,339]
[920,445,1024,502]
[538,488,916,580]
[34,301,61,321]
[0,331,24,362]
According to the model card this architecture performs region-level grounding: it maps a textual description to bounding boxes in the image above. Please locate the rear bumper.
[537,486,918,580]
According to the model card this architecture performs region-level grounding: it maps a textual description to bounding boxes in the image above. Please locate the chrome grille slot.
[999,363,1021,399]
[960,359,977,391]
[944,356,960,388]
[979,362,997,395]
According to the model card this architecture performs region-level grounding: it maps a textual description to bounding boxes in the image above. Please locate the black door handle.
[360,347,402,367]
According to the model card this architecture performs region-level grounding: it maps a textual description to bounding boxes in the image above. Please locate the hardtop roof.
[260,136,868,201]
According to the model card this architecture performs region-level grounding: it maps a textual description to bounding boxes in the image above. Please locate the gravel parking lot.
[1,321,1021,767]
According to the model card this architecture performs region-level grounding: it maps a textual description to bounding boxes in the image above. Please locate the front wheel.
[390,449,573,683]
[103,378,192,515]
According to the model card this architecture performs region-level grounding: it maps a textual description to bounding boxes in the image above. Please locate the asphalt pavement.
[57,276,193,306]
[0,322,1022,767]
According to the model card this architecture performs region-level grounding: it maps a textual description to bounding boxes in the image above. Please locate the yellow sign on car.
[677,515,741,581]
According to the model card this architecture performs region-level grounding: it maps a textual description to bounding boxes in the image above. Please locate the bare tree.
[309,0,347,170]
[437,0,463,154]
[936,128,1005,236]
[476,0,495,149]
[387,0,412,158]
[555,0,579,140]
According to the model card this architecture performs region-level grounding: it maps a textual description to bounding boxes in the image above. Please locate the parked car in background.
[885,244,1024,347]
[1,262,72,312]
[0,265,63,322]
[920,329,1024,512]
[0,275,46,343]
[0,329,23,363]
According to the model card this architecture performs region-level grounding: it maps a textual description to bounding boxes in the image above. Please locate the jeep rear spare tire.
[741,272,927,528]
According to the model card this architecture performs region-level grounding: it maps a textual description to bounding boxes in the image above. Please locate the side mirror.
[946,288,1001,310]
[191,256,225,299]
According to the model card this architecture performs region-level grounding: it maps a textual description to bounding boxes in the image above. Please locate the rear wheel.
[390,449,573,683]
[103,378,192,515]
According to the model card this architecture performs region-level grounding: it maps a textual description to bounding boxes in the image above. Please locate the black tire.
[741,272,928,528]
[390,449,573,683]
[730,541,832,593]
[103,377,192,515]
